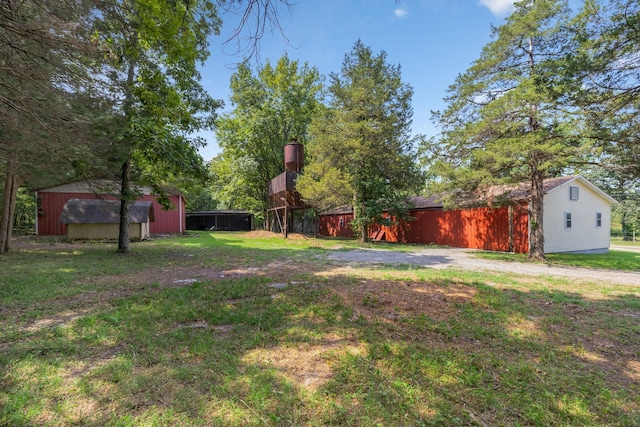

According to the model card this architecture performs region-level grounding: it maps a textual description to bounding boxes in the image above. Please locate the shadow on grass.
[1,233,640,425]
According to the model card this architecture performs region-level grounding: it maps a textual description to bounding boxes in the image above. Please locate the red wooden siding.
[318,213,355,238]
[37,191,185,236]
[319,204,530,253]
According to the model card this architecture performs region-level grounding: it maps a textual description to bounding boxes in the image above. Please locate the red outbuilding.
[35,181,186,236]
[318,176,617,254]
[319,196,529,252]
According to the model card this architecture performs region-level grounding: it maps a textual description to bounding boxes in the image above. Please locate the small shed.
[185,210,253,231]
[59,199,154,241]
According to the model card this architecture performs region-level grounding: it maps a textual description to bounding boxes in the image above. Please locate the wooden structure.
[36,180,186,236]
[266,141,314,237]
[186,210,253,231]
[318,176,617,254]
[59,199,154,241]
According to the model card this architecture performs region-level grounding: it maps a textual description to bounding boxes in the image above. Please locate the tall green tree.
[0,0,103,253]
[92,0,222,252]
[426,0,586,259]
[296,40,423,242]
[213,54,323,220]
[571,0,640,181]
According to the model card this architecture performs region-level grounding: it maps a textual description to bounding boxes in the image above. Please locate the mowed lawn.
[1,232,639,426]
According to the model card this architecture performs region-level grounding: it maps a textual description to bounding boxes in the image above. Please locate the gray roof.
[60,199,154,224]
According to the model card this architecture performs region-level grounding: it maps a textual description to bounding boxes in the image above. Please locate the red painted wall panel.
[37,192,185,236]
[318,214,354,238]
[143,195,185,234]
[319,204,530,253]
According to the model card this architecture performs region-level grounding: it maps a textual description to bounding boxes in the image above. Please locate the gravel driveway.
[326,247,640,286]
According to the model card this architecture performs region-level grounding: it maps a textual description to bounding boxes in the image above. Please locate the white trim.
[564,211,572,229]
[179,197,184,232]
[34,191,39,235]
[569,186,579,200]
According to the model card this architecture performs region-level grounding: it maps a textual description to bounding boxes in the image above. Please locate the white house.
[542,176,618,254]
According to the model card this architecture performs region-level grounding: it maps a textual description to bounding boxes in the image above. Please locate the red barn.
[370,196,530,253]
[318,176,617,254]
[35,181,186,236]
[319,196,529,252]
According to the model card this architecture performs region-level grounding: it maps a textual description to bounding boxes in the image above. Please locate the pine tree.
[297,40,422,242]
[427,0,587,259]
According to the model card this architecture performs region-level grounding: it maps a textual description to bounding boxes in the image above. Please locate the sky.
[196,0,517,161]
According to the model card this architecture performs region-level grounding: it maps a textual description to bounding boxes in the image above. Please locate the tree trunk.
[0,160,20,254]
[528,169,545,260]
[117,156,132,253]
[353,201,369,243]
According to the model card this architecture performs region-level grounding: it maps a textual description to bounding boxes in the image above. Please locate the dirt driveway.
[326,247,640,286]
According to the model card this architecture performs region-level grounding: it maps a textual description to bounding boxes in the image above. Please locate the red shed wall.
[320,205,529,253]
[37,192,185,236]
[143,194,185,234]
[318,213,355,238]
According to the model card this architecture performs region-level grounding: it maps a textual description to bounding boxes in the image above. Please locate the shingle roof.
[59,199,154,224]
[484,176,577,202]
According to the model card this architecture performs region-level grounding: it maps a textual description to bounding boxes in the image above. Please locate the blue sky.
[197,0,517,160]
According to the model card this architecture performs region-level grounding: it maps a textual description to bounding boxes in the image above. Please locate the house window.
[569,186,579,200]
[565,212,572,229]
[596,212,602,228]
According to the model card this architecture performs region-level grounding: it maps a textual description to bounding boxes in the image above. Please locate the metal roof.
[59,199,154,224]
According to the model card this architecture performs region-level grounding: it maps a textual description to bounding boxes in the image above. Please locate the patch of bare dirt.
[242,333,365,390]
[331,278,476,323]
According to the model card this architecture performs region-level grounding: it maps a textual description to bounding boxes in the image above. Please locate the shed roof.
[60,199,154,224]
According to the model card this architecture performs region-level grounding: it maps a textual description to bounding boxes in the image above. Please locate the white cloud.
[394,7,409,18]
[478,0,515,16]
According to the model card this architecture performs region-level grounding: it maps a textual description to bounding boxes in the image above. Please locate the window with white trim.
[596,212,602,228]
[565,212,572,229]
[569,186,579,200]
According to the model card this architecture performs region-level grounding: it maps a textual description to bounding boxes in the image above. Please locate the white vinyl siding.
[543,179,612,253]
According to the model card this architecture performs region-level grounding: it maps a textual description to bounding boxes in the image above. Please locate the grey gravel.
[325,247,640,286]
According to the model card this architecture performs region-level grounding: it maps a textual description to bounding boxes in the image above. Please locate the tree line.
[2,0,639,259]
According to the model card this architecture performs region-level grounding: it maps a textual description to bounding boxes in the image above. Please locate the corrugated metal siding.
[319,214,355,238]
[320,205,530,253]
[37,192,109,235]
[37,192,184,235]
[141,195,184,234]
[543,181,612,253]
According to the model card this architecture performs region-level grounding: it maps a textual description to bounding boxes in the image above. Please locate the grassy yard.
[476,248,640,272]
[1,232,639,426]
